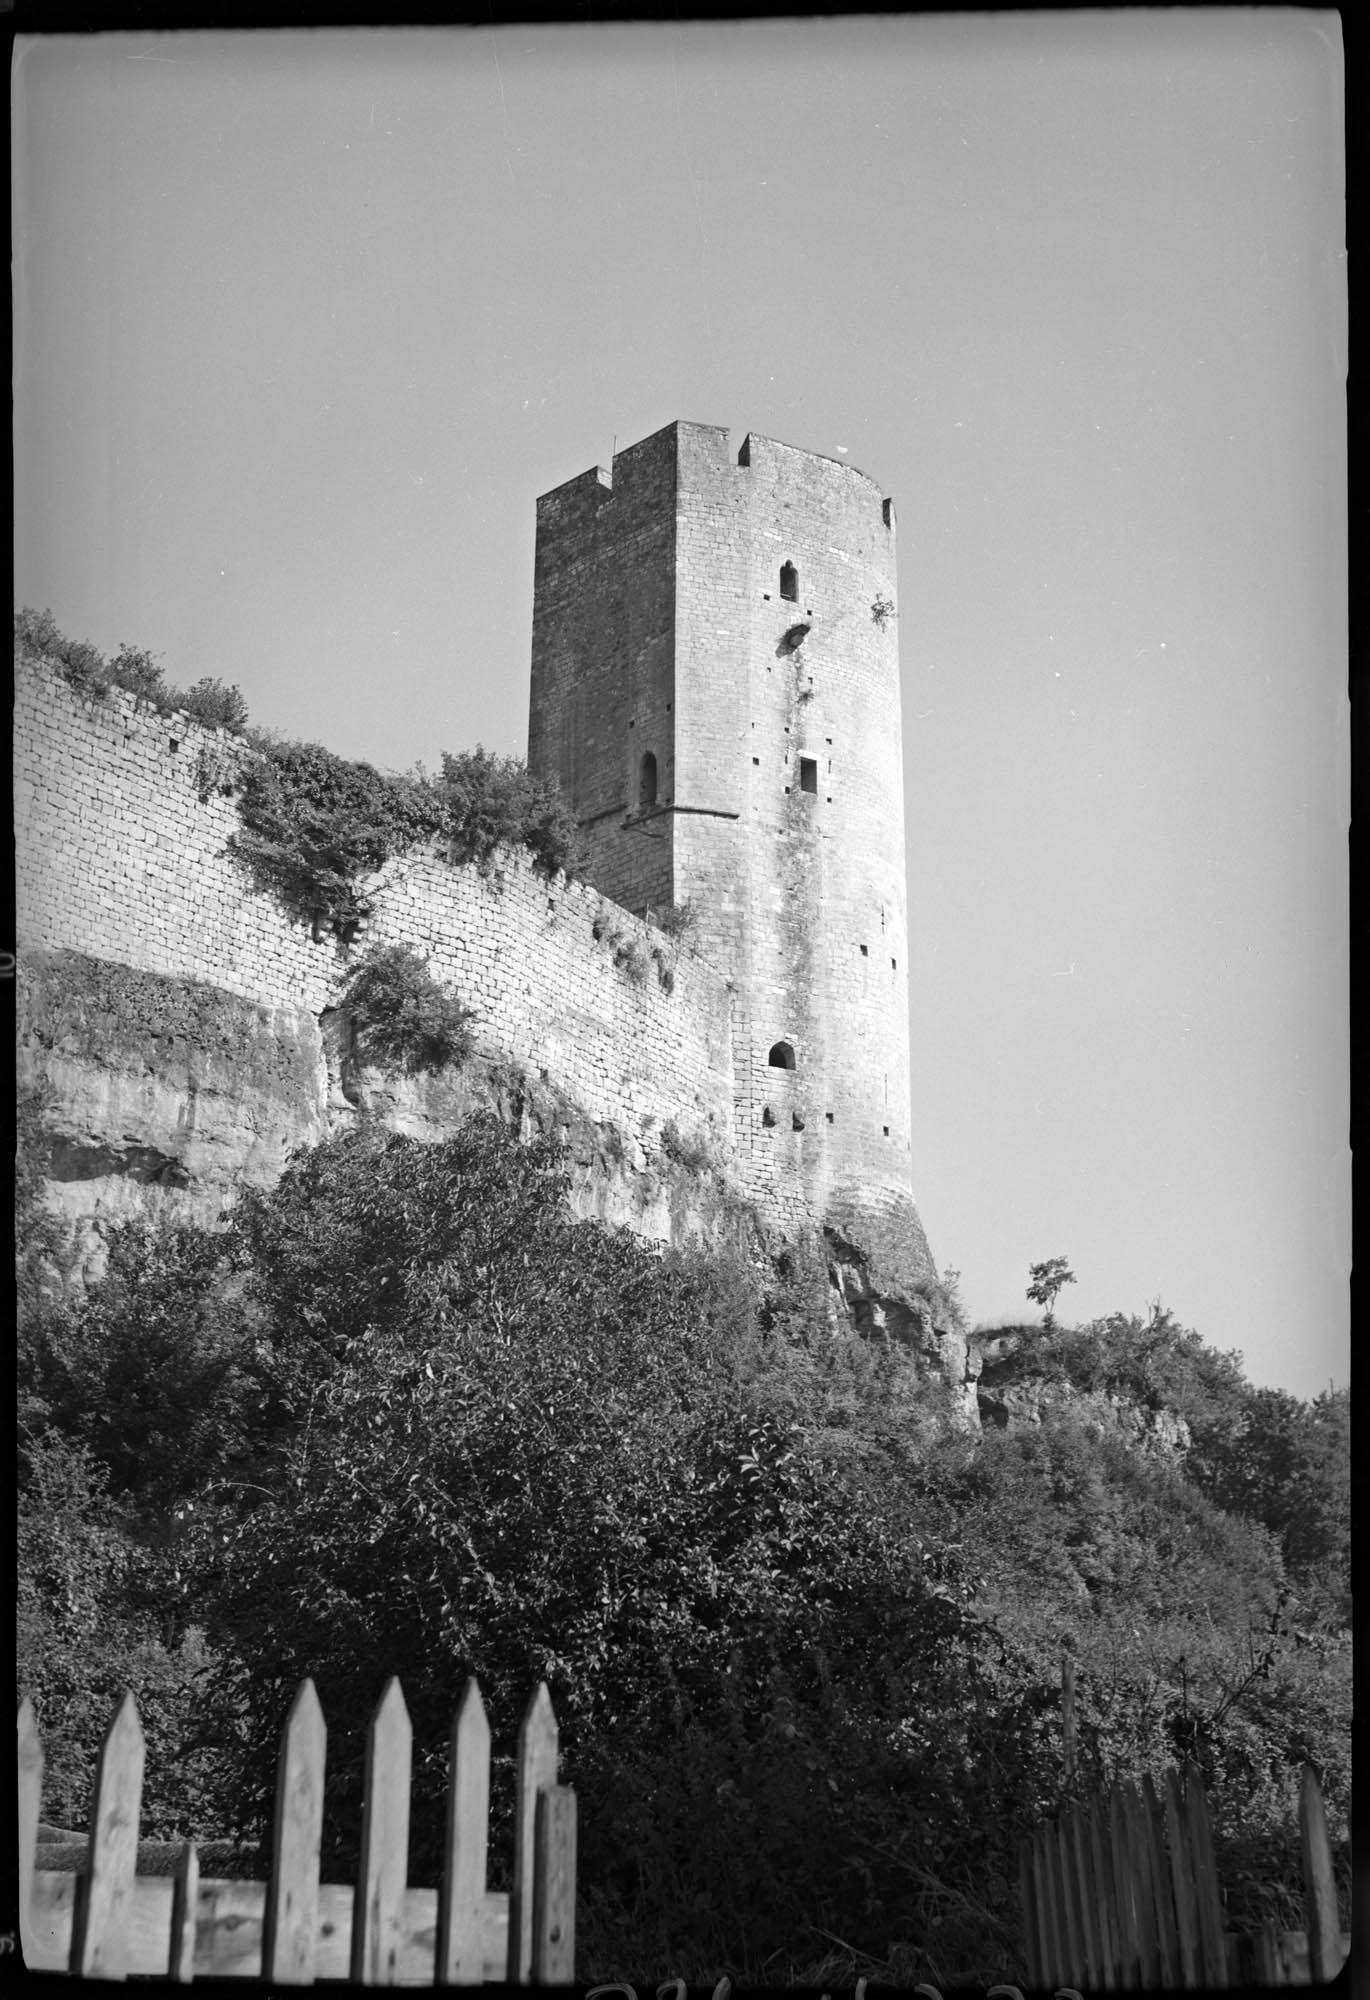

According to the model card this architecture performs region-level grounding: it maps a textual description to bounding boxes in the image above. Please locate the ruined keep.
[529,420,935,1290]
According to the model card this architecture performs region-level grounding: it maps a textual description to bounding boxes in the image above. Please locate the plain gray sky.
[13,15,1347,1398]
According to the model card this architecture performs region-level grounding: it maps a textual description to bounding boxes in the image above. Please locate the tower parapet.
[529,420,935,1288]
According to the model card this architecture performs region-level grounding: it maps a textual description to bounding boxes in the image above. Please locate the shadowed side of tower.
[529,420,936,1293]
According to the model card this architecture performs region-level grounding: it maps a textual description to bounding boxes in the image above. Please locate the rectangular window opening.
[799,758,818,795]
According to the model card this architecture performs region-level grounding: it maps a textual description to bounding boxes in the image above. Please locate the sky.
[13,14,1348,1399]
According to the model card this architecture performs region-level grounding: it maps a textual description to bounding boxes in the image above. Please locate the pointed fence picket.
[1020,1761,1350,1988]
[17,1676,575,1985]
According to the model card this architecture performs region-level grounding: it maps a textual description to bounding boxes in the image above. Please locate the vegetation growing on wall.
[342,945,477,1076]
[17,611,585,933]
[227,738,449,934]
[16,607,250,734]
[15,1111,1350,1986]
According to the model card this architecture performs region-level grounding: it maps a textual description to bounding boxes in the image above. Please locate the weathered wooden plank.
[1299,1764,1343,1983]
[1181,1764,1227,1987]
[507,1682,559,1984]
[1018,1835,1044,1988]
[1040,1832,1072,1984]
[1062,1651,1078,1788]
[1064,1801,1102,1989]
[1055,1809,1085,1985]
[31,1872,511,1983]
[438,1677,491,1985]
[1119,1782,1160,1990]
[263,1677,327,1984]
[27,1869,78,1970]
[1087,1796,1119,1989]
[1162,1766,1202,1988]
[1050,1818,1076,1990]
[531,1785,577,1984]
[168,1840,200,1980]
[1253,1920,1284,1987]
[353,1677,413,1984]
[1141,1773,1179,1990]
[1108,1782,1141,1989]
[1275,1926,1352,1987]
[70,1690,146,1979]
[18,1697,44,1969]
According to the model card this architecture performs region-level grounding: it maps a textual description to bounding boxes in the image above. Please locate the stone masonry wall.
[528,421,935,1286]
[528,426,678,915]
[15,654,735,1173]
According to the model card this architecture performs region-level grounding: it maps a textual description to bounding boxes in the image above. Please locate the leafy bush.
[179,677,250,732]
[13,1086,1350,1973]
[188,1122,1053,1982]
[1188,1384,1350,1618]
[228,741,582,933]
[17,1432,228,1837]
[228,739,448,934]
[440,746,585,880]
[18,1219,253,1512]
[343,945,476,1075]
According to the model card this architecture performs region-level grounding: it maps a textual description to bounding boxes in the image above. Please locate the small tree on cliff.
[1027,1256,1076,1330]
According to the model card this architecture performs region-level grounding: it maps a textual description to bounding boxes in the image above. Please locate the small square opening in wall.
[883,1126,890,1137]
[860,944,868,956]
[799,758,818,794]
[752,756,760,765]
[825,1111,834,1125]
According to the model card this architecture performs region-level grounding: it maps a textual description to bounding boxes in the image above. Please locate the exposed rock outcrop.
[19,947,971,1412]
[973,1328,1192,1455]
[18,949,757,1293]
[825,1229,980,1426]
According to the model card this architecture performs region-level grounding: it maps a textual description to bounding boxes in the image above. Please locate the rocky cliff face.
[18,949,752,1285]
[972,1327,1192,1455]
[20,948,968,1411]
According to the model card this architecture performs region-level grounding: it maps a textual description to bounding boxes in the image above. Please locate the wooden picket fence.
[17,1676,577,1983]
[1019,1761,1349,1989]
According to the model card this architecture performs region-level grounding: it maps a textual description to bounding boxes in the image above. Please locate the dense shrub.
[228,739,448,934]
[179,676,250,732]
[17,1433,228,1837]
[342,945,477,1075]
[14,1102,1351,1979]
[18,1219,253,1511]
[439,746,585,879]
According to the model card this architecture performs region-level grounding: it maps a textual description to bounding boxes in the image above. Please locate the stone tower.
[529,420,935,1289]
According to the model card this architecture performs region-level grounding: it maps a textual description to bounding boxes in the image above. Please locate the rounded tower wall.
[673,428,929,1283]
[530,421,934,1287]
